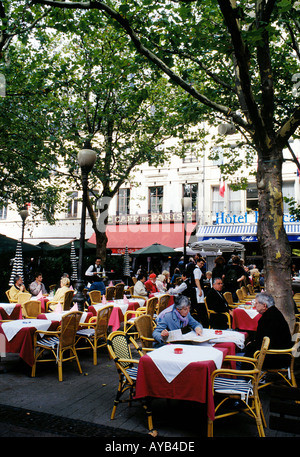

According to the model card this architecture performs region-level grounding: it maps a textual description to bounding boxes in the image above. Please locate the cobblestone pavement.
[0,345,300,445]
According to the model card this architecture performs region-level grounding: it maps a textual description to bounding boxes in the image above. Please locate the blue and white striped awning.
[196,223,300,242]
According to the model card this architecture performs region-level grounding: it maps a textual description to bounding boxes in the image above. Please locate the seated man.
[144,273,158,294]
[133,273,148,297]
[88,275,106,297]
[9,275,27,302]
[29,272,47,296]
[205,277,232,329]
[152,295,203,347]
[243,292,292,369]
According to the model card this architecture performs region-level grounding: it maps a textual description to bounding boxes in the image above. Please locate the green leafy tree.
[32,0,300,329]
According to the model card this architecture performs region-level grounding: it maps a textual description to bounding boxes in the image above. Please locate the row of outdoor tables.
[88,297,146,331]
[0,297,145,367]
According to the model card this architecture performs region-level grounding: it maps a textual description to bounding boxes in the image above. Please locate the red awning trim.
[88,222,196,252]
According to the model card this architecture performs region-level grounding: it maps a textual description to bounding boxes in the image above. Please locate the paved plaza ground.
[0,337,299,450]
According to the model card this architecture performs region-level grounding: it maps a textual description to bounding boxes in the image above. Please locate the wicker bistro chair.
[5,290,17,303]
[23,300,42,318]
[223,291,239,308]
[105,286,116,301]
[124,296,158,336]
[135,314,156,353]
[107,331,154,434]
[76,305,113,365]
[204,297,231,329]
[255,322,300,389]
[114,283,125,300]
[89,290,102,306]
[157,294,170,315]
[236,288,250,303]
[208,336,270,438]
[31,311,83,382]
[46,289,74,312]
[241,285,256,300]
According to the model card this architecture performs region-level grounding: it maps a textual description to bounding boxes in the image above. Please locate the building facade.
[0,126,299,266]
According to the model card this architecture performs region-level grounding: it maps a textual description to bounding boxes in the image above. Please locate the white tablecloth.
[148,343,224,383]
[42,311,88,323]
[0,303,18,316]
[1,319,51,342]
[201,328,245,349]
[237,305,259,319]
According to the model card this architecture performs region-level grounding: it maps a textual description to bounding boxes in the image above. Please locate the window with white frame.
[66,192,78,218]
[282,181,295,213]
[229,187,242,214]
[183,183,198,212]
[118,188,130,215]
[149,186,163,213]
[246,183,258,212]
[0,205,7,220]
[212,186,224,214]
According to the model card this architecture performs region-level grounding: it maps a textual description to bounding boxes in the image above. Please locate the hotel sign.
[215,211,299,225]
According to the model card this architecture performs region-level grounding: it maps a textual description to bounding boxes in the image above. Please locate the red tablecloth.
[232,308,261,331]
[88,301,140,331]
[0,321,59,367]
[135,342,235,421]
[37,296,49,313]
[0,304,22,320]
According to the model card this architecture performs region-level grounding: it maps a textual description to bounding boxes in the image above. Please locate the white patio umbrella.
[9,241,24,286]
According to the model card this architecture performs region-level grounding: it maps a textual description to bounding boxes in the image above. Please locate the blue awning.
[196,223,300,243]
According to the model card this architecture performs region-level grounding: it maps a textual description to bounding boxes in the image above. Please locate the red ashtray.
[174,348,183,354]
[215,330,223,335]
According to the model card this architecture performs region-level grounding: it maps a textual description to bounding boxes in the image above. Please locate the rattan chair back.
[95,305,113,338]
[89,290,101,305]
[63,290,74,311]
[223,291,233,306]
[18,292,32,304]
[157,294,170,315]
[135,314,155,350]
[60,311,82,348]
[105,286,116,301]
[23,300,42,318]
[115,283,125,300]
[145,296,158,319]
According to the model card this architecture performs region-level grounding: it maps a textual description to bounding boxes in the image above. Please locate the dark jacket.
[244,306,292,368]
[206,287,231,329]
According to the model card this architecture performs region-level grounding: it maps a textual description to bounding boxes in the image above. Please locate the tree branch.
[32,0,248,130]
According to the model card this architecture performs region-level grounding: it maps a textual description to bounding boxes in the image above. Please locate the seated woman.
[48,277,71,310]
[9,275,28,302]
[152,295,203,347]
[133,272,148,297]
[156,274,167,293]
[29,272,47,296]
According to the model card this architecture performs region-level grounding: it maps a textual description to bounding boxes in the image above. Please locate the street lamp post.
[181,197,192,266]
[73,141,97,312]
[19,206,29,242]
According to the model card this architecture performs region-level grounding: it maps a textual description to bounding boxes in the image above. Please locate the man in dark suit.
[244,293,292,369]
[206,277,232,329]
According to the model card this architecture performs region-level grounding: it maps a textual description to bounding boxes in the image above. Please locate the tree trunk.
[256,147,295,332]
[94,229,108,262]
